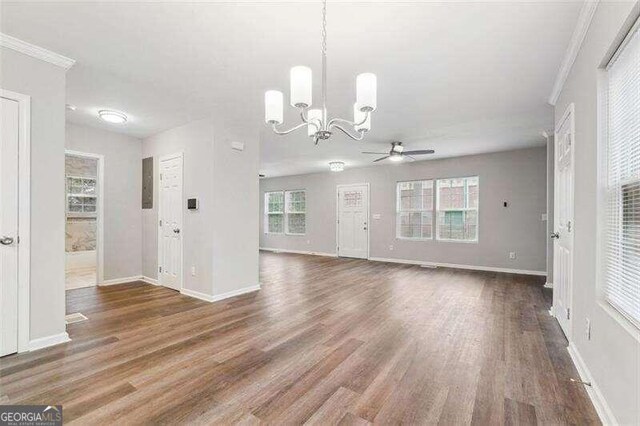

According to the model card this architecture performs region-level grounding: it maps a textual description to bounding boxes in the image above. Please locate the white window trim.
[435,176,480,243]
[285,189,307,236]
[264,191,285,235]
[395,179,434,241]
[596,15,640,335]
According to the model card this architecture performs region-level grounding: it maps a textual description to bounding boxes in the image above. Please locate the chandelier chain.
[321,0,327,58]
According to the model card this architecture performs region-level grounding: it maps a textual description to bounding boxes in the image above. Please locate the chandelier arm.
[270,122,309,135]
[328,110,370,128]
[330,123,365,141]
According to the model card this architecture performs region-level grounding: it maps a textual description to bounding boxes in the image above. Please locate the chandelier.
[264,0,377,144]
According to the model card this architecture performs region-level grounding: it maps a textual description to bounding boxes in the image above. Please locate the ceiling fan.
[362,142,435,162]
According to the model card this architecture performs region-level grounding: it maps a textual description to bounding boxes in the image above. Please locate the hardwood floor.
[0,252,599,425]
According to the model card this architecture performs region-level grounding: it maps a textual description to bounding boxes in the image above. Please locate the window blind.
[604,20,640,327]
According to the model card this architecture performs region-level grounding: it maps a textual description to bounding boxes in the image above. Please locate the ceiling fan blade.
[403,149,435,155]
[373,156,389,162]
[362,151,388,155]
[405,155,417,161]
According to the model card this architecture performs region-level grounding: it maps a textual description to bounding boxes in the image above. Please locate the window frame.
[596,16,640,332]
[264,191,285,234]
[395,179,434,241]
[284,189,307,236]
[435,176,480,243]
[66,175,98,218]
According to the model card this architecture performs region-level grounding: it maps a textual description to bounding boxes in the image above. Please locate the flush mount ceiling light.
[264,0,377,145]
[329,161,345,172]
[98,110,127,124]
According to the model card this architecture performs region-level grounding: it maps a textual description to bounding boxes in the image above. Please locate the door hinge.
[567,308,571,320]
[159,266,162,273]
[159,219,162,227]
[160,173,163,181]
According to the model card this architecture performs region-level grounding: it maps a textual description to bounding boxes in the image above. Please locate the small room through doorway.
[65,151,102,290]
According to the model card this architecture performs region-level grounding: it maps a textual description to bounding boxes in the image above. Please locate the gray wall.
[554,2,639,424]
[66,123,143,280]
[1,48,67,341]
[261,147,547,273]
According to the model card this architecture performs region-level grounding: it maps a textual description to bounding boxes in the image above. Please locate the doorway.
[553,103,575,339]
[158,152,183,291]
[336,183,370,259]
[64,150,104,290]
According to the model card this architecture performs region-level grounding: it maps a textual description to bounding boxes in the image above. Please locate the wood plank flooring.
[0,252,599,425]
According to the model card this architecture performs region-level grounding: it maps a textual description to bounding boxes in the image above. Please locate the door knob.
[550,232,560,239]
[173,228,180,234]
[0,236,14,245]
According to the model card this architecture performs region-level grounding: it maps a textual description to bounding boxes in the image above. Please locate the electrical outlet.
[389,245,394,251]
[191,266,196,277]
[509,252,516,260]
[586,318,591,340]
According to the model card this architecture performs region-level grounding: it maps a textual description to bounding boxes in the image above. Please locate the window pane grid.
[436,177,479,242]
[396,180,433,239]
[264,190,306,235]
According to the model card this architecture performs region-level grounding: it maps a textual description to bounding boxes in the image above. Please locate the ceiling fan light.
[329,161,345,172]
[389,154,403,162]
[98,110,127,124]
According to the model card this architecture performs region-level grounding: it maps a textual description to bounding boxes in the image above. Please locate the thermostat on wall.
[187,198,199,210]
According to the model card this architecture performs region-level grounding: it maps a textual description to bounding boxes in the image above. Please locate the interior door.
[337,184,369,259]
[1,96,19,357]
[553,106,574,339]
[158,154,183,291]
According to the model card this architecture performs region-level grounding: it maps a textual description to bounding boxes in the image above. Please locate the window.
[66,176,97,215]
[264,190,306,235]
[396,180,433,239]
[264,191,284,233]
[602,20,640,327]
[285,190,306,235]
[436,176,479,242]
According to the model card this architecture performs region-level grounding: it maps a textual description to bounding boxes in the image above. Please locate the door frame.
[335,182,370,259]
[65,149,105,286]
[1,89,31,353]
[552,102,575,339]
[157,152,184,291]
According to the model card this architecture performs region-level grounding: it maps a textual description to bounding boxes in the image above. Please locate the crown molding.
[0,33,75,70]
[548,1,600,106]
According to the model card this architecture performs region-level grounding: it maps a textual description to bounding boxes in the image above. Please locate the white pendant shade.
[307,109,322,136]
[265,90,284,124]
[353,103,371,132]
[290,66,312,108]
[356,73,377,112]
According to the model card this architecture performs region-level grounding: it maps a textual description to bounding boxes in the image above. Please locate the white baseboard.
[141,276,159,285]
[29,332,71,351]
[369,256,546,277]
[180,287,216,302]
[260,247,337,257]
[567,342,617,425]
[99,275,144,286]
[544,281,554,288]
[181,285,260,303]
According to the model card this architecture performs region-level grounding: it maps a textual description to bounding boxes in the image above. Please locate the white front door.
[1,96,19,357]
[337,184,369,259]
[553,105,575,339]
[158,154,183,291]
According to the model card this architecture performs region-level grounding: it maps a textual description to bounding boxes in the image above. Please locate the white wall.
[261,147,548,273]
[1,47,67,341]
[66,123,143,281]
[554,2,639,424]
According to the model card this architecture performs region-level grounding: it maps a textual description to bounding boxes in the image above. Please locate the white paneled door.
[337,184,369,259]
[553,105,575,339]
[1,97,19,357]
[158,154,183,291]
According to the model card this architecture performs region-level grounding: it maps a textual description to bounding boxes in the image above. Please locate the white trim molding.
[0,33,75,70]
[548,1,600,105]
[181,285,261,303]
[99,275,145,286]
[29,332,71,352]
[369,256,547,277]
[260,247,337,257]
[567,342,617,425]
[141,276,159,285]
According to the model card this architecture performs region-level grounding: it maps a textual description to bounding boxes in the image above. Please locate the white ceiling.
[1,1,582,177]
